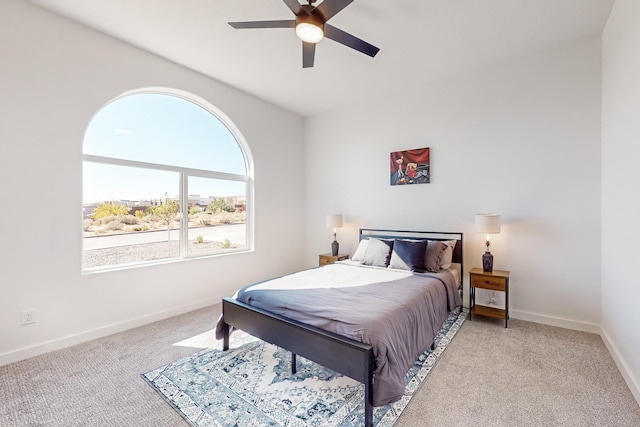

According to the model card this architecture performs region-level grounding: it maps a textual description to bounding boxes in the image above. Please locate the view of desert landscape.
[83,199,246,269]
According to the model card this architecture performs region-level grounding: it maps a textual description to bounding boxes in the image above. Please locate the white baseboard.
[509,309,601,334]
[600,326,640,407]
[0,297,222,367]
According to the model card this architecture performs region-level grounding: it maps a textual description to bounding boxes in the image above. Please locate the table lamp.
[475,213,501,273]
[326,214,343,256]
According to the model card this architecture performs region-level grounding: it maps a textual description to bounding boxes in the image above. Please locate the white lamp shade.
[326,214,343,228]
[475,213,501,234]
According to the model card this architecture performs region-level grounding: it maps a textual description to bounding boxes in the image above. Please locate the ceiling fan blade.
[229,20,295,29]
[324,24,380,57]
[283,0,303,15]
[302,42,316,68]
[316,0,354,21]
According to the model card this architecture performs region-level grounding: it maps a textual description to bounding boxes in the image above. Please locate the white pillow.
[362,238,393,267]
[351,239,369,262]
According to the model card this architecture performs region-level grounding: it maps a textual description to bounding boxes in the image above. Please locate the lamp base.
[482,251,494,273]
[331,240,339,257]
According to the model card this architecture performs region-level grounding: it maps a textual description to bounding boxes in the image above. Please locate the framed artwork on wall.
[390,147,430,185]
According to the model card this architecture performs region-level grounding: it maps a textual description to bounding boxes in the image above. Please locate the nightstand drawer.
[470,274,506,291]
[319,256,335,266]
[319,253,348,266]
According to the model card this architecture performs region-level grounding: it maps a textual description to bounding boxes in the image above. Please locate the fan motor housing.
[297,8,325,28]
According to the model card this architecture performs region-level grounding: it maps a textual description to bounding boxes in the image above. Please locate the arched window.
[82,89,253,271]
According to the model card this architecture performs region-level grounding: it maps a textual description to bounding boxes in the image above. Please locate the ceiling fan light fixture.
[296,21,324,43]
[295,11,324,43]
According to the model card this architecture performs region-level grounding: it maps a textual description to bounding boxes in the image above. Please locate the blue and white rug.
[143,308,466,427]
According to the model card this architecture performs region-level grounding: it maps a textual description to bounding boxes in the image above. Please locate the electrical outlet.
[21,309,35,325]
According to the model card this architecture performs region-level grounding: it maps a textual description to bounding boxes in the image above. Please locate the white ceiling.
[29,0,614,117]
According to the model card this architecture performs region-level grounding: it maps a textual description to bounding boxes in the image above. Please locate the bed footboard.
[222,297,375,426]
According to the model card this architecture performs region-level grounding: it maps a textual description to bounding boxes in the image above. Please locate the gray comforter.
[215,262,461,406]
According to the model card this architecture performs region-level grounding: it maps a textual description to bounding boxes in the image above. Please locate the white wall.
[0,0,305,365]
[601,0,640,404]
[303,37,602,331]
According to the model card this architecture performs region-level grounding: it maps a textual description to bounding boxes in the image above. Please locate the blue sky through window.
[83,93,246,204]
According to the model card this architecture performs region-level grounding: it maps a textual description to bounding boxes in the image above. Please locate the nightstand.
[469,267,510,328]
[319,253,349,266]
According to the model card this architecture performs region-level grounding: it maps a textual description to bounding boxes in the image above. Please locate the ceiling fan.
[228,0,380,68]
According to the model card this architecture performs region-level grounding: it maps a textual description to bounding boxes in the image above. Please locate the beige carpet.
[1,305,639,426]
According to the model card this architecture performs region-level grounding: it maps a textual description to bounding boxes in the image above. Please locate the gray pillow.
[389,239,427,272]
[438,240,457,270]
[425,241,448,272]
[363,238,394,267]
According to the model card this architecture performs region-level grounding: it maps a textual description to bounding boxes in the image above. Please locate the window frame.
[82,88,254,272]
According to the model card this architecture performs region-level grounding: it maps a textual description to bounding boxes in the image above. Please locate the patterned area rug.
[143,308,466,427]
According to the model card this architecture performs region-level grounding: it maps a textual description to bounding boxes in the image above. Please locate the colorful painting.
[390,147,430,185]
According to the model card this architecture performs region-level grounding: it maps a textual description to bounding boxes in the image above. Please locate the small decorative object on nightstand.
[319,253,348,267]
[469,267,510,328]
[326,214,343,256]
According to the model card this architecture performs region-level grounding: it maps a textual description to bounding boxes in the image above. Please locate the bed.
[216,229,463,426]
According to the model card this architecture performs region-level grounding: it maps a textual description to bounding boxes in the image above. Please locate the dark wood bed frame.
[221,229,463,426]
